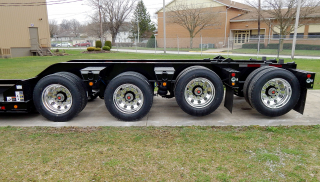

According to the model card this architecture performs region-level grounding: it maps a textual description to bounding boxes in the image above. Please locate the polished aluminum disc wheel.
[41,84,73,114]
[261,78,292,109]
[184,77,215,108]
[113,84,144,114]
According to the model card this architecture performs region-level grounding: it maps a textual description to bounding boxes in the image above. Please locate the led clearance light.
[232,82,235,86]
[1,106,5,110]
[162,82,167,87]
[231,73,236,77]
[14,105,18,109]
[307,74,311,78]
[89,82,94,86]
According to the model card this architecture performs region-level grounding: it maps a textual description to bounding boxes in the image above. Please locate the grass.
[113,46,210,52]
[0,49,319,89]
[0,126,320,181]
[229,48,320,57]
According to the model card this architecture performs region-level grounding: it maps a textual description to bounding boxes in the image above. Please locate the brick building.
[156,0,320,48]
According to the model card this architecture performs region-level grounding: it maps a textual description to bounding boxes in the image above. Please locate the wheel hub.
[184,78,215,108]
[42,84,72,114]
[261,78,292,109]
[113,84,144,114]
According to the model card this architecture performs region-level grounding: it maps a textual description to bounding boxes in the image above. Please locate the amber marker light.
[14,105,18,109]
[162,82,167,87]
[89,82,94,86]
[232,82,235,86]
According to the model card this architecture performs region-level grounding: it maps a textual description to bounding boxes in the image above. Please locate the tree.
[88,0,137,43]
[247,0,320,51]
[167,2,220,49]
[69,19,81,37]
[131,1,156,41]
[49,19,59,38]
[60,19,71,32]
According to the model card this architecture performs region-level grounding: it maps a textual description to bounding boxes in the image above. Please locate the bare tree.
[167,2,221,49]
[60,19,71,32]
[88,0,137,43]
[49,19,59,38]
[247,0,320,51]
[69,19,81,37]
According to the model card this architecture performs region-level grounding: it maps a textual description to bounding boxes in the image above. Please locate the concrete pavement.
[0,90,319,127]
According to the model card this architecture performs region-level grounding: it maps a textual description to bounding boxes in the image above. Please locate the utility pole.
[99,0,103,44]
[257,0,261,54]
[291,0,302,60]
[163,0,166,53]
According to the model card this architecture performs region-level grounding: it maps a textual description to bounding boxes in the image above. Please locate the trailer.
[0,56,316,122]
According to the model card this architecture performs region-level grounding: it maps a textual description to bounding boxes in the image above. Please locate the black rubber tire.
[104,74,153,121]
[174,68,224,116]
[33,74,84,122]
[174,66,211,91]
[248,68,300,117]
[53,72,88,111]
[243,66,279,106]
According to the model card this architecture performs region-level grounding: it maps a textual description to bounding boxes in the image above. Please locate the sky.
[47,0,244,24]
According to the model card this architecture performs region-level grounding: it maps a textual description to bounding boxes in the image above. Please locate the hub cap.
[42,84,73,114]
[113,84,144,114]
[184,78,215,108]
[260,78,292,109]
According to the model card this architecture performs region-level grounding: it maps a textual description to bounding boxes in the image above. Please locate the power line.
[0,0,83,7]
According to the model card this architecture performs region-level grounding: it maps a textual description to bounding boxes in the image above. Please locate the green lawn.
[112,46,210,52]
[0,49,319,89]
[0,126,320,181]
[229,48,320,57]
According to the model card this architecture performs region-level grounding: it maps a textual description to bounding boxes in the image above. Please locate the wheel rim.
[113,84,144,114]
[260,78,292,109]
[42,84,73,114]
[184,77,215,108]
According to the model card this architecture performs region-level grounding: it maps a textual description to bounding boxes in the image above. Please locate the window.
[308,33,320,38]
[289,33,304,38]
[273,34,280,39]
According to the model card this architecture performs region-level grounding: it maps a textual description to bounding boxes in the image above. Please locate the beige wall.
[0,0,51,49]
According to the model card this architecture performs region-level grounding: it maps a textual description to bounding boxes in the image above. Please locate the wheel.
[86,45,89,47]
[248,68,300,117]
[53,72,88,111]
[76,45,79,47]
[104,73,153,121]
[243,66,279,106]
[174,68,224,116]
[33,74,84,122]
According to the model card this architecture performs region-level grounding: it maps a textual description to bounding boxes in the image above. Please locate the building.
[156,0,320,48]
[0,0,51,58]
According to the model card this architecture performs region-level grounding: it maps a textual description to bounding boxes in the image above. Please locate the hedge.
[87,47,95,51]
[94,48,101,51]
[102,46,110,51]
[242,43,265,49]
[242,43,320,50]
[104,41,112,49]
[96,40,102,48]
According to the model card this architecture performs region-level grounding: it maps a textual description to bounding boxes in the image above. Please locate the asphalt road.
[0,90,319,127]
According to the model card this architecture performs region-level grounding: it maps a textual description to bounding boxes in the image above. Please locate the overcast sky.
[47,0,244,24]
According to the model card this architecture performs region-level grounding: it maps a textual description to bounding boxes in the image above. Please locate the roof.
[155,0,253,14]
[230,7,320,22]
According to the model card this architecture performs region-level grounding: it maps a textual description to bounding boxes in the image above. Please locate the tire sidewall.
[175,69,224,116]
[250,70,300,116]
[33,75,82,121]
[105,75,153,121]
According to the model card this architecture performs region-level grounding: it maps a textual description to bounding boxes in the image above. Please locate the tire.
[33,74,84,122]
[76,45,79,47]
[248,68,300,117]
[86,45,89,47]
[53,72,88,111]
[243,66,279,106]
[174,68,224,116]
[104,73,153,121]
[174,66,211,92]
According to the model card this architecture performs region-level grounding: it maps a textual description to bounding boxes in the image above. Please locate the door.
[29,27,39,50]
[234,30,250,45]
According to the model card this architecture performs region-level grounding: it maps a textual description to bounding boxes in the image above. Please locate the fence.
[51,35,320,58]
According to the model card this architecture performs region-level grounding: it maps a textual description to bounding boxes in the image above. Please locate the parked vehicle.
[51,43,57,47]
[0,56,315,122]
[73,42,91,47]
[56,42,71,47]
